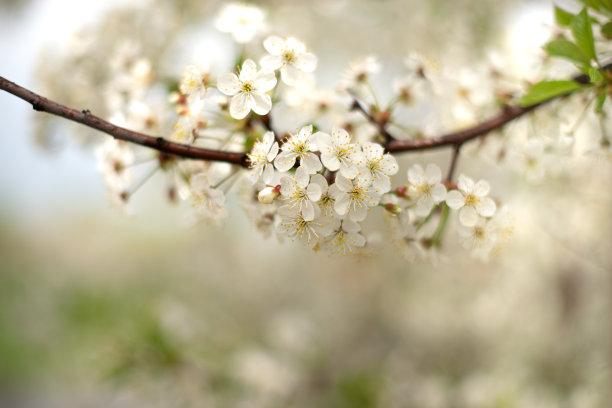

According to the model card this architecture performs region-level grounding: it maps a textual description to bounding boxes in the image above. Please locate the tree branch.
[0,76,248,166]
[0,65,602,168]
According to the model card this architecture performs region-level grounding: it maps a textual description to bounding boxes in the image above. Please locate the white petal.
[332,127,351,146]
[229,92,252,119]
[299,125,313,140]
[351,232,366,247]
[363,142,383,160]
[251,93,272,115]
[477,197,496,217]
[407,164,424,185]
[301,154,322,174]
[380,154,398,176]
[267,141,279,162]
[334,173,353,192]
[446,190,465,209]
[263,35,285,55]
[294,53,317,72]
[261,55,283,71]
[459,206,478,227]
[342,219,361,233]
[356,170,374,187]
[262,131,274,147]
[286,37,306,54]
[312,131,331,152]
[474,180,490,197]
[457,174,474,193]
[274,151,296,172]
[281,64,303,85]
[255,70,277,92]
[334,194,350,215]
[239,59,257,82]
[217,72,240,96]
[306,183,322,202]
[424,164,441,183]
[302,201,315,221]
[431,183,447,202]
[310,174,328,191]
[339,162,358,179]
[295,165,309,187]
[372,175,391,193]
[262,163,275,184]
[415,200,432,217]
[321,154,341,171]
[350,204,368,222]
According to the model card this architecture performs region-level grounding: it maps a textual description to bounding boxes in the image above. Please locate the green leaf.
[601,21,612,38]
[555,6,575,27]
[571,8,598,62]
[519,80,586,107]
[544,39,591,67]
[589,66,604,83]
[595,92,607,112]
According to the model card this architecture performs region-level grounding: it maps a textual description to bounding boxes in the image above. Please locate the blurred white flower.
[446,174,496,227]
[320,219,367,255]
[218,59,277,119]
[276,206,335,246]
[189,172,227,221]
[214,2,266,44]
[179,64,210,99]
[341,55,380,89]
[261,36,317,85]
[407,163,447,216]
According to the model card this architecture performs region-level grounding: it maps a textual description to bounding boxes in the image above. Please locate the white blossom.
[189,172,227,221]
[446,174,496,227]
[357,142,399,193]
[407,164,447,216]
[217,59,277,119]
[330,173,382,222]
[258,186,280,204]
[95,139,134,200]
[314,127,364,179]
[276,206,335,246]
[279,166,323,221]
[179,64,209,99]
[274,124,322,174]
[320,219,367,255]
[247,131,279,185]
[261,36,317,85]
[214,2,266,44]
[341,55,380,89]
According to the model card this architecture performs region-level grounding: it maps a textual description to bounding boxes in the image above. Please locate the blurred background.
[0,0,611,407]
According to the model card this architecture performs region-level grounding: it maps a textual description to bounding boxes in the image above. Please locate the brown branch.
[0,76,248,166]
[385,66,600,153]
[348,91,395,142]
[0,64,603,168]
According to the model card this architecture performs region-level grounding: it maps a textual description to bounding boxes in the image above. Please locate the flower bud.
[258,186,280,204]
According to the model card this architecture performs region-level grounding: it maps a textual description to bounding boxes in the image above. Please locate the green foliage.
[601,21,612,37]
[555,6,575,26]
[544,39,591,67]
[334,372,382,408]
[571,9,598,62]
[519,80,586,107]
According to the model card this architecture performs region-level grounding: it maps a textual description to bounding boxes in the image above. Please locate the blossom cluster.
[90,1,529,259]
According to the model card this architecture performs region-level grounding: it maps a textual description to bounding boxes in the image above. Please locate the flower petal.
[474,180,490,197]
[217,72,240,96]
[229,92,252,119]
[274,151,297,172]
[295,52,317,72]
[239,59,257,82]
[446,190,465,209]
[459,206,478,227]
[281,64,303,85]
[477,197,496,217]
[425,164,441,184]
[263,35,285,55]
[301,153,322,173]
[251,93,272,115]
[255,70,277,92]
